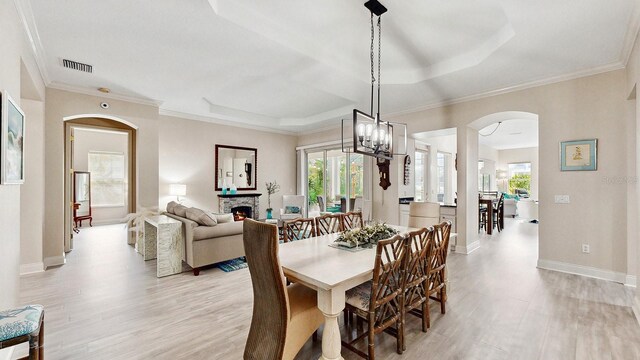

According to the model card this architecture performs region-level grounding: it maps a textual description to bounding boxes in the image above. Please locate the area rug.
[215,256,248,272]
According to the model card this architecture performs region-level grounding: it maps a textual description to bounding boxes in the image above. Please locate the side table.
[143,215,185,277]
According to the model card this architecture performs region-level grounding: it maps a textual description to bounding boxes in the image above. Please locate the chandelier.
[343,0,407,162]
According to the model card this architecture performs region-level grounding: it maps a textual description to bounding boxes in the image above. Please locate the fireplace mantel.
[217,193,262,198]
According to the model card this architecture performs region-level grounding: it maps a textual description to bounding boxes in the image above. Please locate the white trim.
[386,62,625,119]
[63,114,139,130]
[626,275,637,288]
[87,219,126,226]
[159,109,296,136]
[20,262,45,275]
[295,139,343,151]
[536,259,628,284]
[0,348,14,360]
[44,254,66,269]
[13,0,50,85]
[621,1,640,66]
[49,82,162,107]
[455,240,480,254]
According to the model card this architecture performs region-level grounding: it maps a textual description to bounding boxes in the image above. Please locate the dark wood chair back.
[429,221,451,295]
[342,211,364,230]
[315,213,343,235]
[283,218,316,242]
[403,227,435,320]
[370,234,407,317]
[242,219,289,360]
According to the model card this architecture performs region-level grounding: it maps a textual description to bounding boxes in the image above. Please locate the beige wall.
[497,147,539,199]
[44,89,159,265]
[157,115,298,218]
[73,128,129,224]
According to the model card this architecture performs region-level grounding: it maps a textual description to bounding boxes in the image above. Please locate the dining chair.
[343,211,364,230]
[283,218,316,242]
[342,234,408,360]
[424,221,452,328]
[403,227,435,340]
[242,219,324,360]
[315,213,343,235]
[0,305,45,360]
[492,193,505,232]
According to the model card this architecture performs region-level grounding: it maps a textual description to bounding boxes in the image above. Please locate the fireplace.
[231,206,252,221]
[218,193,261,220]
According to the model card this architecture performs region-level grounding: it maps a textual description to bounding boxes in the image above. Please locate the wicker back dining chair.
[425,221,452,328]
[342,211,364,230]
[343,234,408,360]
[242,219,324,360]
[315,213,343,235]
[403,227,435,338]
[283,218,316,242]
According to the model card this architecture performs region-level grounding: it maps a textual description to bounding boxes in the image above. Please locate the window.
[306,148,364,213]
[88,151,126,206]
[414,150,427,201]
[508,162,531,195]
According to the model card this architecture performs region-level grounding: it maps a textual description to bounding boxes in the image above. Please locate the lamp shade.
[169,184,187,196]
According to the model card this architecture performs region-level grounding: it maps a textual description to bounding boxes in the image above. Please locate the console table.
[143,215,184,277]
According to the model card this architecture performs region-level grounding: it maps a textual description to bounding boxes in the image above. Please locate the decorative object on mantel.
[123,206,160,248]
[403,155,411,185]
[333,222,398,249]
[265,181,280,219]
[230,183,237,195]
[560,139,597,171]
[222,178,228,195]
[1,90,26,184]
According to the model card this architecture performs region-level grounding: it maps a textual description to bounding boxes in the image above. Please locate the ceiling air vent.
[62,59,93,73]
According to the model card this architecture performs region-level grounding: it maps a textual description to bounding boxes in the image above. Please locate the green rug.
[215,256,248,272]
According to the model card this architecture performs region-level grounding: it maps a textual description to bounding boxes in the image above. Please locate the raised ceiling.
[26,0,639,133]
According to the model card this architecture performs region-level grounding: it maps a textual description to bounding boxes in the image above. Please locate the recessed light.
[98,87,110,93]
[509,132,522,135]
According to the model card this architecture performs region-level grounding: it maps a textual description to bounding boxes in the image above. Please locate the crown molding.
[621,1,640,66]
[48,82,163,107]
[14,0,50,85]
[158,109,297,136]
[386,61,626,119]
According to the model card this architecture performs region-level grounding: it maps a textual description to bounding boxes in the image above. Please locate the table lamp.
[169,184,187,203]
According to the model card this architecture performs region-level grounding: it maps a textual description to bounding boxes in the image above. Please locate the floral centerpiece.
[334,222,399,248]
[265,181,280,219]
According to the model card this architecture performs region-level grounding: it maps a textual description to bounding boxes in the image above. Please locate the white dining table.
[278,226,415,360]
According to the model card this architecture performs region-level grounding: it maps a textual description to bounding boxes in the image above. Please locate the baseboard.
[455,240,480,255]
[20,262,45,275]
[44,254,66,269]
[626,275,637,288]
[81,219,125,227]
[537,259,627,284]
[633,296,640,326]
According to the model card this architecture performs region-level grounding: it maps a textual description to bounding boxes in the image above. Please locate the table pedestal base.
[317,289,345,360]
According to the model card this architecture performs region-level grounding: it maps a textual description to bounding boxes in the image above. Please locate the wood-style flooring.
[12,219,640,359]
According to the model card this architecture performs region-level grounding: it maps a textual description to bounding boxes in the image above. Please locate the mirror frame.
[215,144,257,191]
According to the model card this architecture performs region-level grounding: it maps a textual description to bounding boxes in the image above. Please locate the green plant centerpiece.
[334,222,399,248]
[265,181,280,218]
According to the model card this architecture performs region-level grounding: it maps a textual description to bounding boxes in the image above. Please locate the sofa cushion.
[193,221,243,241]
[186,207,217,226]
[215,213,234,224]
[174,204,188,217]
[285,206,301,214]
[166,201,179,214]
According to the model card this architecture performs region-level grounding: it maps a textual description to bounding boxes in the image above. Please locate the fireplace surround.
[218,193,261,220]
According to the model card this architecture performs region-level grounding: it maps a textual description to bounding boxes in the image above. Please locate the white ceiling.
[26,0,639,133]
[478,119,538,150]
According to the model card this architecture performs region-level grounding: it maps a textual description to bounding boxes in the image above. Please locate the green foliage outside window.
[308,159,324,205]
[508,173,531,194]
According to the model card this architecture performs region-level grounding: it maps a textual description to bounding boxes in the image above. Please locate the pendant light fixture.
[343,0,407,162]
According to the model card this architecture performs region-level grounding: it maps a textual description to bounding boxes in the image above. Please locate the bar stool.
[0,305,44,359]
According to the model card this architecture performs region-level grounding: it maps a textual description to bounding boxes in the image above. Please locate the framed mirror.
[73,171,92,227]
[215,145,257,191]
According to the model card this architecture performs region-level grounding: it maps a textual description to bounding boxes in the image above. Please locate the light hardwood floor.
[13,219,640,359]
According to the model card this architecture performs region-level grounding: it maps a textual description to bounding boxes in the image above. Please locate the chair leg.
[440,288,446,314]
[426,296,431,329]
[397,317,404,355]
[367,322,375,360]
[421,300,428,332]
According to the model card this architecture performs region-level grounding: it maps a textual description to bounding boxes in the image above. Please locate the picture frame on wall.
[1,91,26,184]
[560,139,597,171]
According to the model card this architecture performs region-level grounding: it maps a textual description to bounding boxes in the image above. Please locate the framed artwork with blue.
[1,91,26,184]
[560,139,597,171]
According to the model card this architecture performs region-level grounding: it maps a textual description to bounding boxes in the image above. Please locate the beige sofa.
[164,203,244,275]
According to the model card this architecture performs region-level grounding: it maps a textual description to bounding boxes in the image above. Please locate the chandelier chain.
[377,16,381,115]
[370,12,375,115]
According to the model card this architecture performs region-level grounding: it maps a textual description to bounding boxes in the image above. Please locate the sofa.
[503,198,517,218]
[164,201,244,275]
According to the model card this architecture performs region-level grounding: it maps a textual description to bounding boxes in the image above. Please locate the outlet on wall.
[582,244,590,253]
[555,195,570,204]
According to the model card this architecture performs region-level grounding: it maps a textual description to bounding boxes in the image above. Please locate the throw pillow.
[215,213,235,223]
[285,206,301,214]
[186,207,217,226]
[173,204,188,217]
[166,201,178,214]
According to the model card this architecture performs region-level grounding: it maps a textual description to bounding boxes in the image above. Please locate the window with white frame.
[88,151,126,207]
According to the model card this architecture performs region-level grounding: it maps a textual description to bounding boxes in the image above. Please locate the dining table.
[278,226,414,360]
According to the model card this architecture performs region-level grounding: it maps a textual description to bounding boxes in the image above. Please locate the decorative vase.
[266,209,273,219]
[222,187,227,195]
[230,184,237,195]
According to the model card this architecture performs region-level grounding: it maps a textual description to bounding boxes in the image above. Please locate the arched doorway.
[63,115,137,253]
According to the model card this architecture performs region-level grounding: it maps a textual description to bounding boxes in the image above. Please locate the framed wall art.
[560,139,597,171]
[1,91,26,184]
